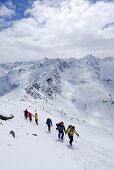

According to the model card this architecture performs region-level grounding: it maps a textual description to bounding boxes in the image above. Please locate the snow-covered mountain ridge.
[0,55,114,130]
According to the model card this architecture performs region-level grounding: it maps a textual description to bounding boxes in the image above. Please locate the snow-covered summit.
[79,54,99,70]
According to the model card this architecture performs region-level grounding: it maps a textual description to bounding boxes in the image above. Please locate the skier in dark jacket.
[24,109,28,119]
[46,118,52,132]
[56,122,66,140]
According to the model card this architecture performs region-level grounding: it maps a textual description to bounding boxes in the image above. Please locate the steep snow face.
[0,56,114,130]
[59,56,114,130]
[79,54,99,70]
[0,63,32,96]
[99,57,114,96]
[61,66,114,130]
[26,59,70,99]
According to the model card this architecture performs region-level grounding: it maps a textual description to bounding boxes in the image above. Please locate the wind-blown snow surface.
[0,55,114,170]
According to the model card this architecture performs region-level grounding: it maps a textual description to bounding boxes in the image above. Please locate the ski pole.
[75,135,79,144]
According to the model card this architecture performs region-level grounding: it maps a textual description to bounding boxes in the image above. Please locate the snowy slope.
[0,55,114,170]
[0,91,114,170]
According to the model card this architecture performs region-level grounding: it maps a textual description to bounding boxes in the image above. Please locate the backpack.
[68,125,72,129]
[56,123,65,131]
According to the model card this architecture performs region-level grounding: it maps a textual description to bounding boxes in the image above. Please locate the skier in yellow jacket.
[33,113,38,125]
[67,125,79,145]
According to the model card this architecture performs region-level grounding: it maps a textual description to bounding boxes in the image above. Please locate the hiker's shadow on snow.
[67,144,79,150]
[67,145,75,150]
[45,131,51,134]
[56,139,64,143]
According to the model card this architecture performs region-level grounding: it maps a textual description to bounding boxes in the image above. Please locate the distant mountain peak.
[79,54,99,70]
[83,54,97,61]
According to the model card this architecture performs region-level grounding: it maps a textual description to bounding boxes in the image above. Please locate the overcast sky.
[0,0,114,63]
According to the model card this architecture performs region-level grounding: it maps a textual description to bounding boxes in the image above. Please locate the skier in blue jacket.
[46,118,52,132]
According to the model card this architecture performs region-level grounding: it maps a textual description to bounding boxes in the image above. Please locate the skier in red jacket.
[28,112,32,122]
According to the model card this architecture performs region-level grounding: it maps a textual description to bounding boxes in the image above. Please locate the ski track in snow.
[0,97,114,170]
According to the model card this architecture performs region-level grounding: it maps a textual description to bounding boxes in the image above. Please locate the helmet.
[72,126,75,129]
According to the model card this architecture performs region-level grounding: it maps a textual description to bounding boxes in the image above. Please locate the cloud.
[0,5,15,18]
[5,1,16,10]
[0,0,114,63]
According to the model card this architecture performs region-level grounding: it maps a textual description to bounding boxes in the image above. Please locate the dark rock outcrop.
[32,134,37,136]
[0,114,14,121]
[10,130,15,138]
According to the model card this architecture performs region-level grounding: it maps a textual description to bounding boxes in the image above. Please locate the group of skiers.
[24,109,79,145]
[24,109,38,125]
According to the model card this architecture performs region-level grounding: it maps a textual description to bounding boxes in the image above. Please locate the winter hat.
[59,121,64,124]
